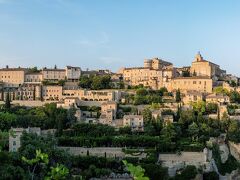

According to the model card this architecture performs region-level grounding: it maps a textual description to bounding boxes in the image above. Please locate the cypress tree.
[5,92,11,110]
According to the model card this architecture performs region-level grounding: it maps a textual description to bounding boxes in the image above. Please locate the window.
[193,96,197,101]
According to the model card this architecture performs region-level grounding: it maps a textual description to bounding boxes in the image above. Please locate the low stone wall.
[159,152,206,167]
[58,147,125,158]
[0,100,104,107]
[159,152,208,177]
[78,100,103,107]
[58,146,147,159]
[0,100,47,107]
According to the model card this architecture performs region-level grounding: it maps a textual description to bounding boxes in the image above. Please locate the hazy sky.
[0,0,240,75]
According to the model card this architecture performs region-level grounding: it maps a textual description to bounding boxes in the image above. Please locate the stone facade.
[122,58,175,90]
[0,67,26,87]
[9,127,41,152]
[206,93,230,104]
[57,97,79,109]
[65,66,81,82]
[25,72,43,83]
[42,68,66,81]
[182,90,204,104]
[63,89,121,102]
[99,101,117,125]
[190,52,225,78]
[170,77,213,93]
[123,115,144,131]
[16,84,42,100]
[42,85,63,101]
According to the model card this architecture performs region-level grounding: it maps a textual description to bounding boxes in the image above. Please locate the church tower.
[195,51,203,62]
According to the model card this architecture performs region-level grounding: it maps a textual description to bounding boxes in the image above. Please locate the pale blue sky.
[0,0,240,75]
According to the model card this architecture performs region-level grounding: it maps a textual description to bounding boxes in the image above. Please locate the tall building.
[0,66,26,87]
[170,76,213,93]
[190,52,226,78]
[122,58,175,89]
[42,67,66,81]
[144,58,173,70]
[65,66,81,82]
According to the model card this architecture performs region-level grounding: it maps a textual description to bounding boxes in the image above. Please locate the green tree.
[91,75,111,90]
[0,112,17,131]
[58,80,66,86]
[118,81,125,89]
[22,149,49,180]
[5,92,11,110]
[191,100,206,114]
[67,106,77,126]
[188,122,199,141]
[28,66,39,73]
[136,88,148,96]
[142,108,152,123]
[213,86,229,95]
[228,120,240,143]
[175,165,197,180]
[160,123,177,142]
[229,90,240,103]
[179,110,195,127]
[122,160,149,180]
[134,95,147,105]
[142,164,168,180]
[206,103,218,114]
[175,89,181,103]
[158,87,168,96]
[79,76,92,89]
[229,80,237,87]
[45,164,70,180]
[0,130,8,151]
[203,172,219,180]
[182,70,190,77]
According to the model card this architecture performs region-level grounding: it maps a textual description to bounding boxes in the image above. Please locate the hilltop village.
[0,52,234,126]
[1,53,240,179]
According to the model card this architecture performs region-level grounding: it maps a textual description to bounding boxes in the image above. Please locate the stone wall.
[229,141,240,161]
[0,100,47,107]
[58,147,125,158]
[58,146,146,159]
[78,100,102,107]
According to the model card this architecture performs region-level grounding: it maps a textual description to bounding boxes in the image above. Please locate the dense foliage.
[0,103,76,134]
[1,87,240,179]
[79,75,112,90]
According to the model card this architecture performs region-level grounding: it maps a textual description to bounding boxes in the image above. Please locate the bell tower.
[195,51,203,62]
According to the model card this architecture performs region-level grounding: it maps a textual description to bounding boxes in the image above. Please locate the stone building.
[42,85,63,101]
[16,84,42,100]
[122,58,175,90]
[0,66,26,87]
[143,57,173,70]
[176,66,191,76]
[99,101,117,125]
[182,90,204,104]
[206,93,230,104]
[123,115,144,131]
[170,76,213,93]
[42,67,66,81]
[9,127,41,152]
[65,66,81,82]
[25,72,43,83]
[63,89,121,102]
[190,52,226,78]
[56,97,79,109]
